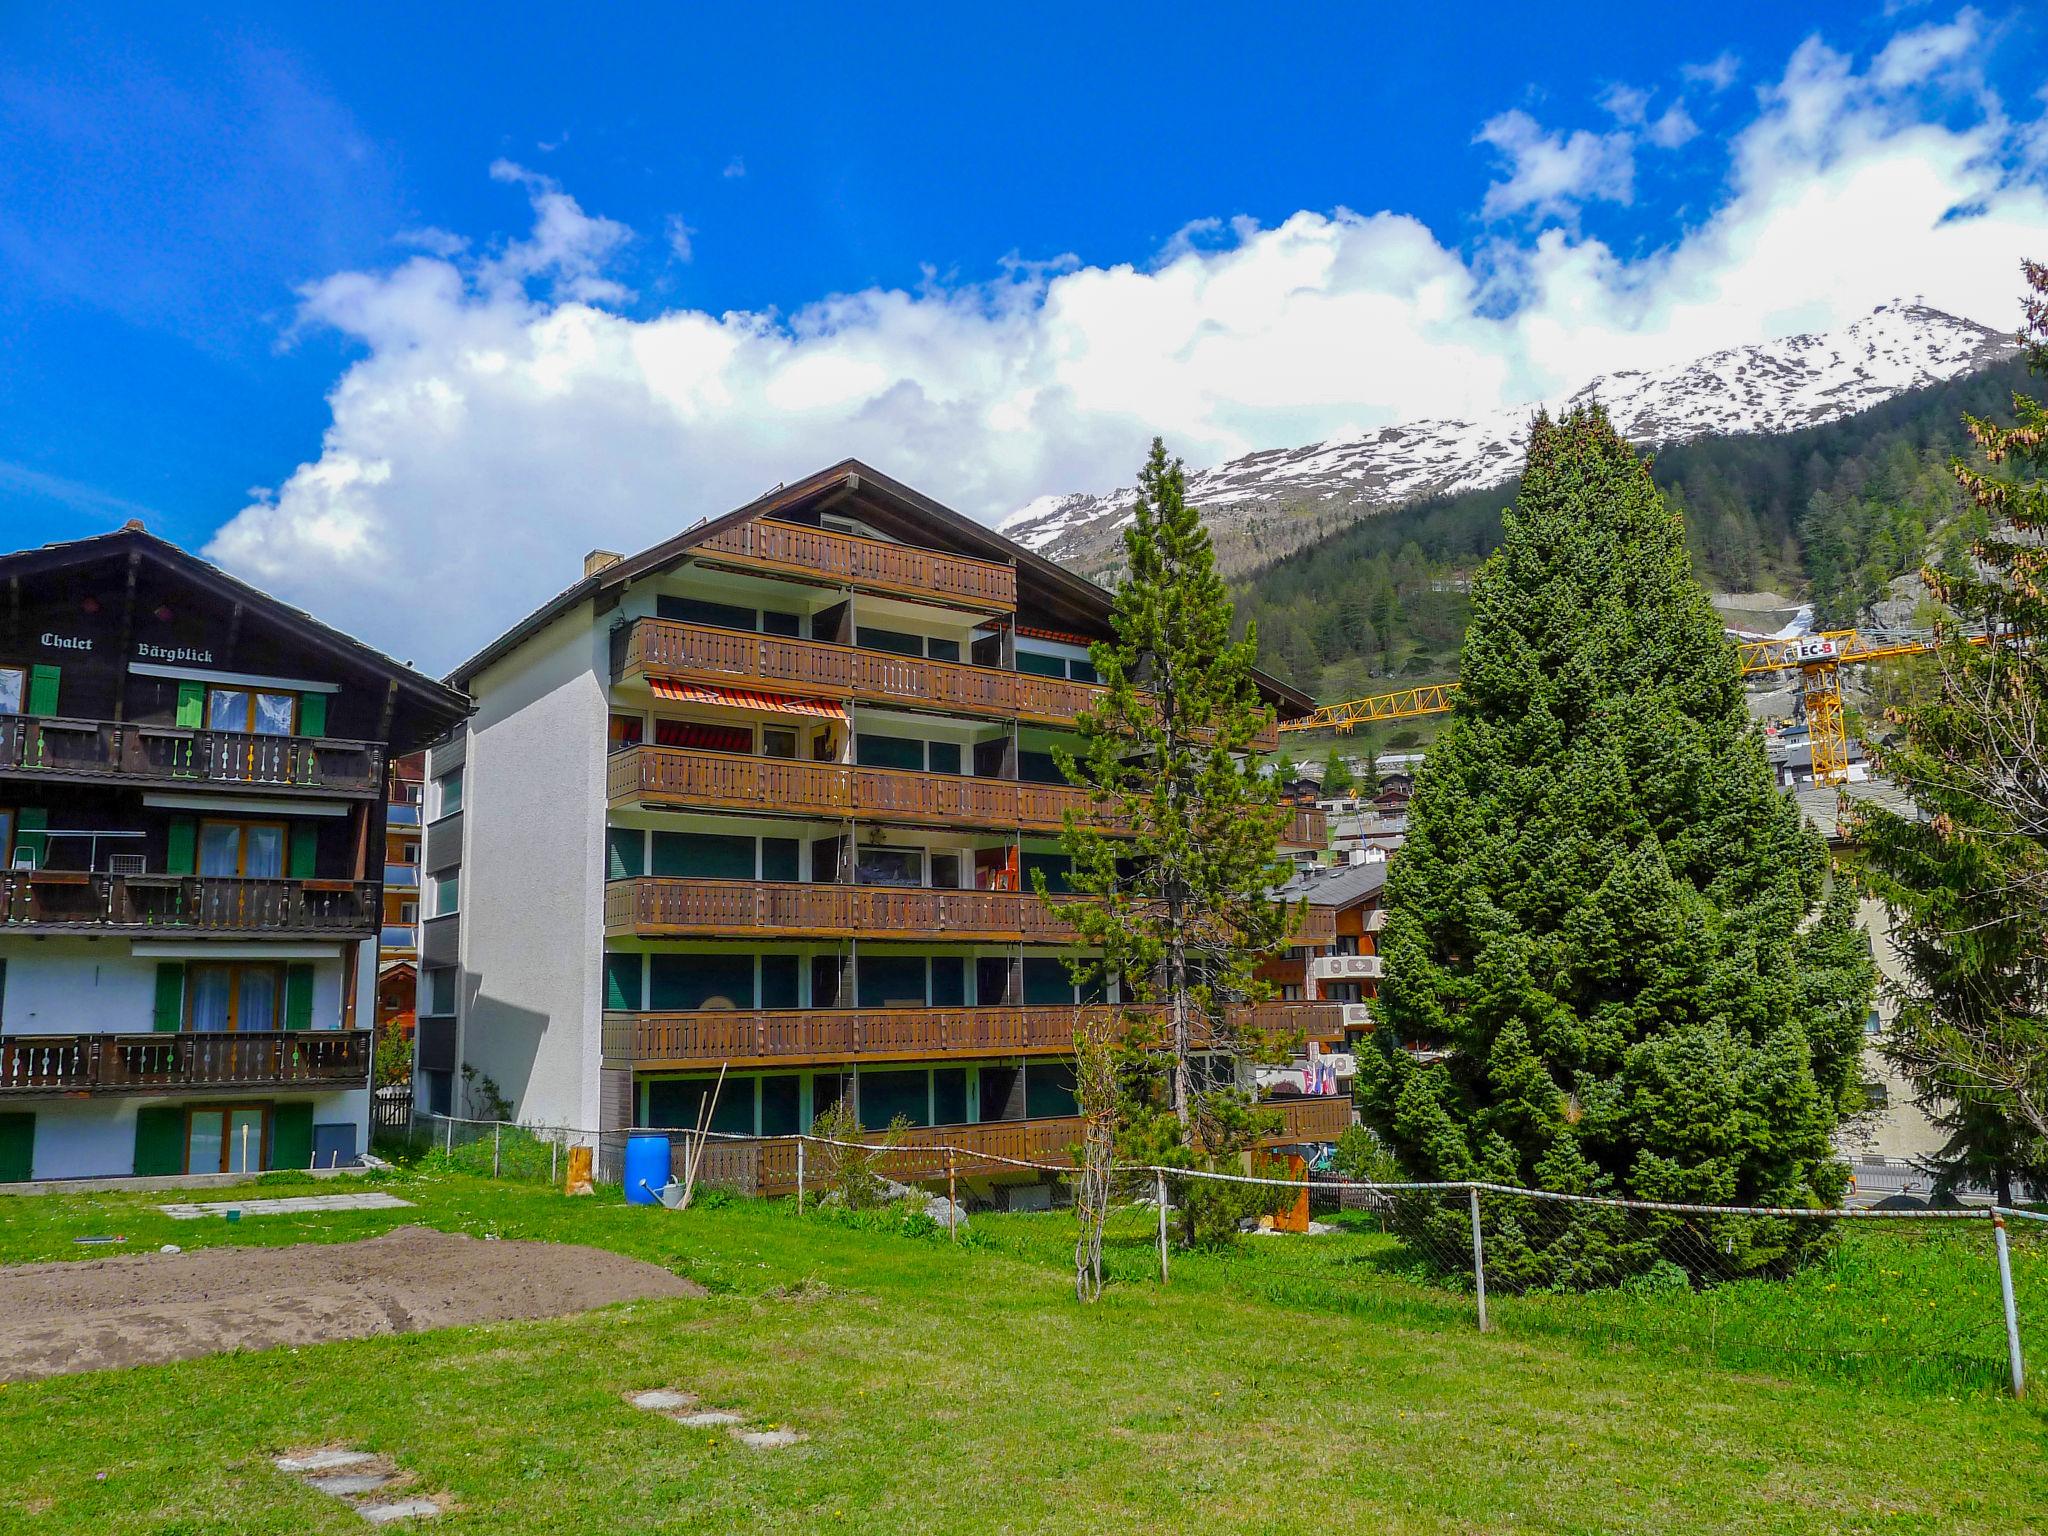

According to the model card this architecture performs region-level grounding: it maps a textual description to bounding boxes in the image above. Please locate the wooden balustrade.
[667,1095,1351,1198]
[1282,807,1328,847]
[696,519,1017,611]
[612,619,1283,750]
[606,876,1334,945]
[604,998,1346,1066]
[0,873,378,936]
[608,744,1126,832]
[0,1029,373,1095]
[0,715,383,797]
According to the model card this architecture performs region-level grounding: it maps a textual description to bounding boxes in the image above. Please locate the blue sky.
[2,3,2045,667]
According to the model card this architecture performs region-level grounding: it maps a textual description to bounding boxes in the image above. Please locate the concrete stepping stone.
[625,1388,698,1413]
[733,1428,805,1450]
[308,1471,396,1497]
[358,1498,442,1524]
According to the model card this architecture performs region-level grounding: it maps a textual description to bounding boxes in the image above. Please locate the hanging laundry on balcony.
[646,680,846,719]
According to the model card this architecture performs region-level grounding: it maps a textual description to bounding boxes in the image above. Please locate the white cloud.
[1682,51,1742,92]
[1598,83,1650,125]
[1647,101,1700,150]
[1476,108,1636,220]
[206,15,2048,672]
[722,155,746,179]
[665,214,695,263]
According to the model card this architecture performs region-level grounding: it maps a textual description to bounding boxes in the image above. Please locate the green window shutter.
[0,1113,33,1183]
[288,825,317,879]
[271,1102,313,1171]
[133,1106,186,1177]
[165,817,196,876]
[152,962,186,1031]
[605,827,644,880]
[14,808,46,869]
[296,692,327,739]
[25,665,58,716]
[603,951,642,1011]
[284,963,315,1029]
[175,680,206,728]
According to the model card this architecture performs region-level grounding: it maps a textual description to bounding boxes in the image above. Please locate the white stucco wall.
[453,606,608,1130]
[25,1088,364,1180]
[1,941,350,1036]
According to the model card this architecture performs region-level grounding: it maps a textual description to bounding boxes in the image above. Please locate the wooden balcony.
[612,618,1282,750]
[695,518,1016,612]
[0,1030,373,1096]
[604,999,1347,1068]
[1281,807,1327,848]
[0,715,383,798]
[607,744,1127,833]
[604,877,1335,945]
[0,873,379,937]
[680,1095,1353,1197]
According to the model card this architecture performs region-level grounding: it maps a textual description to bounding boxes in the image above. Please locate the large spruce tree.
[1355,406,1874,1284]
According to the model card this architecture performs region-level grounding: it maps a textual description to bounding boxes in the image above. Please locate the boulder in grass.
[924,1195,970,1231]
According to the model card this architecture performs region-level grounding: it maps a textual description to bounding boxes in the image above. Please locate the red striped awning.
[1014,624,1099,647]
[647,678,846,719]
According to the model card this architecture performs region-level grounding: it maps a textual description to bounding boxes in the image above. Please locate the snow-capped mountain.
[1002,302,2017,581]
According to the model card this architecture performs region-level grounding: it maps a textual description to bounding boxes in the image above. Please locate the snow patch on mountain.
[1004,302,2016,579]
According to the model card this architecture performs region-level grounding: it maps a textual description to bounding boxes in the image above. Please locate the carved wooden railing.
[671,1095,1352,1197]
[0,715,383,796]
[0,1030,372,1094]
[612,619,1283,750]
[0,874,379,935]
[696,518,1016,610]
[603,877,1335,945]
[607,745,1128,832]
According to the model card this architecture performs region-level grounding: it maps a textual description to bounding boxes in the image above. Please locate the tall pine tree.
[1856,261,2048,1202]
[1356,406,1874,1284]
[1048,438,1296,1241]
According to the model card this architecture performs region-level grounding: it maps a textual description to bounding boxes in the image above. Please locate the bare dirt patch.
[0,1225,703,1381]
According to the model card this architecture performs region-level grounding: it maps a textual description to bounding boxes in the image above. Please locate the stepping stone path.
[273,1447,447,1523]
[624,1388,806,1450]
[161,1192,414,1220]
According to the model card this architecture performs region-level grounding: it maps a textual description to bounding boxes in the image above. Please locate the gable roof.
[445,458,1315,714]
[1274,859,1389,908]
[0,522,469,732]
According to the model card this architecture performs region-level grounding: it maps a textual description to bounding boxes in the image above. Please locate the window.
[609,714,645,752]
[199,819,287,879]
[186,1105,268,1174]
[423,967,457,1016]
[760,610,802,637]
[658,595,757,631]
[760,1074,802,1135]
[859,1069,931,1130]
[402,843,420,865]
[208,686,299,736]
[927,740,962,775]
[926,637,961,664]
[856,626,924,657]
[1865,1008,1884,1036]
[431,869,460,916]
[856,733,925,771]
[762,727,798,760]
[858,955,927,1009]
[187,962,285,1032]
[1016,651,1066,678]
[856,847,921,887]
[399,901,418,924]
[0,666,22,715]
[435,768,464,818]
[648,1076,755,1135]
[650,952,754,1010]
[651,830,754,879]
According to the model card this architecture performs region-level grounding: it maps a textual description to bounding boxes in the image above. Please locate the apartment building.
[0,525,467,1181]
[376,752,425,1033]
[424,461,1348,1193]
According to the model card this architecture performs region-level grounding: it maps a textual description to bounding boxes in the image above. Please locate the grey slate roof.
[1273,859,1389,908]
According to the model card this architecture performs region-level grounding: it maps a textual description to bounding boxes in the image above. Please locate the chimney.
[584,549,623,578]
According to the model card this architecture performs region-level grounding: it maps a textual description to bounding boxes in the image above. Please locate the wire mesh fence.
[377,1112,2044,1397]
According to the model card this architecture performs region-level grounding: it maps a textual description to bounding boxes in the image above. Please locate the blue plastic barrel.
[623,1134,671,1205]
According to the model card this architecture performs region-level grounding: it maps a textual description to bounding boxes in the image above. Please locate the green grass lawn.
[3,1167,2045,1534]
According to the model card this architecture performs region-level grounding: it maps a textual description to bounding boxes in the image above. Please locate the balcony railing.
[0,1029,373,1095]
[1282,807,1328,847]
[0,715,384,797]
[696,518,1017,611]
[604,997,1350,1067]
[612,619,1282,750]
[0,873,379,936]
[671,1096,1353,1198]
[607,744,1128,833]
[604,877,1336,946]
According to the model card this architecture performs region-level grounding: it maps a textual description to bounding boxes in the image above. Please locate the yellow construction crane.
[1280,628,1958,787]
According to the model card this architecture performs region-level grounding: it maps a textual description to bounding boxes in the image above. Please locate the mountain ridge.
[1002,302,2017,582]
